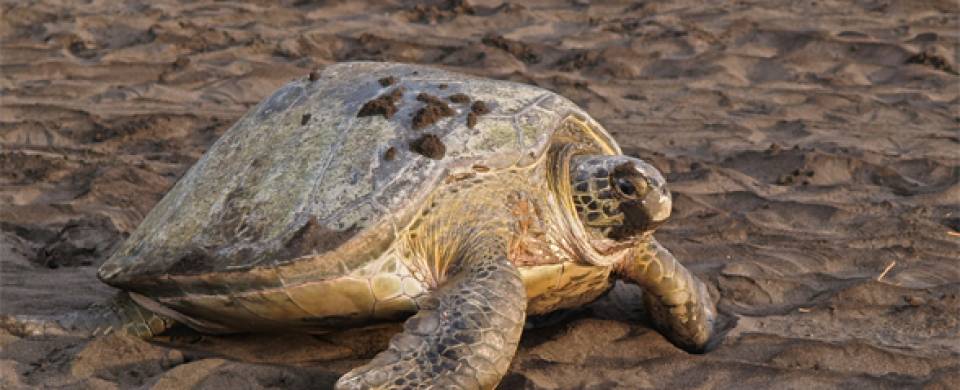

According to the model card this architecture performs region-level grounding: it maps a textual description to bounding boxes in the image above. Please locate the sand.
[1,0,958,388]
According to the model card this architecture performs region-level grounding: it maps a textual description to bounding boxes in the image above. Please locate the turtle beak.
[631,160,671,226]
[619,186,670,232]
[643,183,671,226]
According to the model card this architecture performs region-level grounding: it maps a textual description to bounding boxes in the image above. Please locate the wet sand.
[1,0,958,388]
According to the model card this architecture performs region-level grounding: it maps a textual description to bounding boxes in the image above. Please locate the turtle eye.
[615,177,644,197]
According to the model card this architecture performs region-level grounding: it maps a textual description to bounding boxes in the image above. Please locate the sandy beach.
[1,0,958,388]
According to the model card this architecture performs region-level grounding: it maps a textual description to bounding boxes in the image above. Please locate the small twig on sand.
[948,230,960,237]
[877,260,896,282]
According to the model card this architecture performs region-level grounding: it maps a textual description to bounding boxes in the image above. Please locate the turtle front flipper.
[336,234,527,390]
[615,238,719,353]
[1,292,173,339]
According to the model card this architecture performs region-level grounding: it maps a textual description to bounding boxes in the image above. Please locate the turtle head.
[569,155,671,240]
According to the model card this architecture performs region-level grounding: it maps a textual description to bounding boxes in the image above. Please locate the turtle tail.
[1,292,173,339]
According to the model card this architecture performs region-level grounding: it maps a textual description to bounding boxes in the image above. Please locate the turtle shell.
[98,62,620,297]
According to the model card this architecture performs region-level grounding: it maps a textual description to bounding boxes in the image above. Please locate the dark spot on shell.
[471,100,490,115]
[410,134,446,160]
[466,112,478,128]
[282,217,360,259]
[379,76,398,87]
[384,146,397,161]
[307,71,319,81]
[358,87,403,119]
[416,92,447,106]
[412,93,455,130]
[438,83,448,89]
[448,93,470,104]
[301,113,311,125]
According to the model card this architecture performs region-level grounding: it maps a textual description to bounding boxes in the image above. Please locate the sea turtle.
[4,62,719,389]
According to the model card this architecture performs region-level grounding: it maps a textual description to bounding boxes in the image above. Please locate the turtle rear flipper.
[1,292,173,339]
[336,235,527,390]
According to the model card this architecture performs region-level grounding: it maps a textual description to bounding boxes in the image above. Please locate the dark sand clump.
[448,93,471,104]
[466,99,490,128]
[410,134,446,160]
[357,87,404,119]
[412,92,455,129]
[378,76,398,87]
